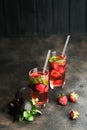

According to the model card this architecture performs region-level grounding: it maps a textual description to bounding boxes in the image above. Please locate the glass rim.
[29,67,49,76]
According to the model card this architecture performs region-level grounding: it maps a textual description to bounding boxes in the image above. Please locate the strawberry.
[50,69,61,78]
[69,110,80,120]
[50,62,59,70]
[69,92,78,102]
[44,86,49,92]
[31,72,41,78]
[58,65,65,74]
[57,94,68,106]
[36,84,47,93]
[53,79,63,86]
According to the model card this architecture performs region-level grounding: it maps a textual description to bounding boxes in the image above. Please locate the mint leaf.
[18,99,42,122]
[32,109,42,115]
[23,111,30,118]
[23,110,34,121]
[29,98,39,106]
[26,115,34,121]
[29,99,36,106]
[49,56,59,62]
[56,59,65,63]
[19,115,24,122]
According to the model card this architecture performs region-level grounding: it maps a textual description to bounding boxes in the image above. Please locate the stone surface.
[0,35,87,130]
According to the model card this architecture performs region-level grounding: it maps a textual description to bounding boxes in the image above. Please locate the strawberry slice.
[58,55,66,60]
[53,79,63,86]
[31,72,41,78]
[50,62,59,70]
[36,84,46,93]
[44,86,49,92]
[50,69,61,78]
[59,65,65,74]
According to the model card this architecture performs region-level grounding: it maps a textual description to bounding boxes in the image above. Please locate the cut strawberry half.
[45,86,49,92]
[31,72,41,78]
[59,65,65,74]
[58,55,66,60]
[36,84,46,93]
[53,79,63,86]
[50,69,61,78]
[50,62,59,70]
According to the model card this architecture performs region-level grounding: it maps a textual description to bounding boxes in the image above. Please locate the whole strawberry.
[69,110,80,120]
[57,94,68,106]
[69,92,78,102]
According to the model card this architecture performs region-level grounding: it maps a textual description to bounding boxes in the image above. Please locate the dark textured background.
[0,0,87,36]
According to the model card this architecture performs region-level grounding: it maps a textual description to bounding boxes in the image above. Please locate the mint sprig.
[49,56,65,63]
[19,99,42,122]
[49,56,60,62]
[30,76,48,86]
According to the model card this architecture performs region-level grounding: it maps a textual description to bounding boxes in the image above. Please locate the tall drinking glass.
[49,52,66,89]
[29,67,49,107]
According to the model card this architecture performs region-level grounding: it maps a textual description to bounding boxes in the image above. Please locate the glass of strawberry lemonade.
[49,53,66,89]
[29,68,49,107]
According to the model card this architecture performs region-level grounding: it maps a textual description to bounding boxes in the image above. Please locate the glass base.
[50,81,66,89]
[35,99,49,108]
[32,98,49,108]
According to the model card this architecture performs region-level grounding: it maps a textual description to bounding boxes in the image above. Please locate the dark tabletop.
[0,35,87,130]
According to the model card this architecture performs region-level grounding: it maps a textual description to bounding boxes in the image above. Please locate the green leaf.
[26,115,34,121]
[49,56,65,63]
[29,98,39,106]
[29,99,35,106]
[19,115,24,122]
[56,59,65,63]
[32,109,42,115]
[49,56,59,62]
[23,110,34,121]
[18,99,42,122]
[23,111,30,118]
[31,109,38,115]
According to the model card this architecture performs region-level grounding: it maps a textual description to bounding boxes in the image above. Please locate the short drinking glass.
[29,68,49,106]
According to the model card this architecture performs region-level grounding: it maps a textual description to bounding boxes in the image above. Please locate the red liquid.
[49,55,66,88]
[29,70,49,106]
[31,87,48,106]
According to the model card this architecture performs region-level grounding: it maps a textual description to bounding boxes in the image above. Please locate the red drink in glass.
[49,55,66,89]
[29,68,49,106]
